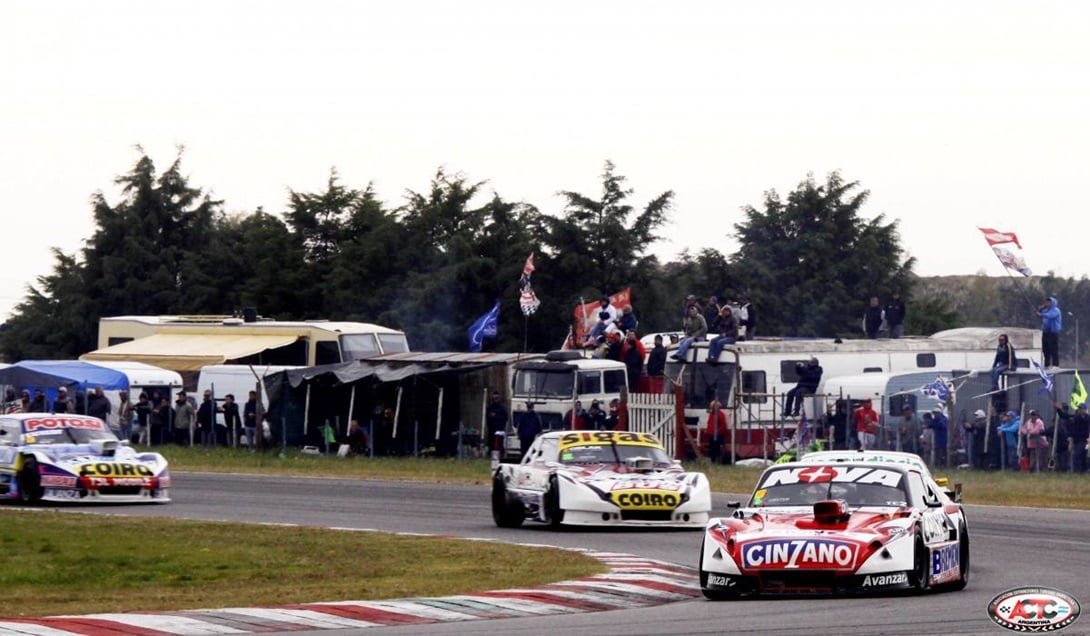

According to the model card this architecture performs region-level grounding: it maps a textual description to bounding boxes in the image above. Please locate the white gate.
[627,393,678,458]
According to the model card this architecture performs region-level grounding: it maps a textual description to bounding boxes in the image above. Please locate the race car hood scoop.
[624,456,654,473]
[90,439,119,457]
[812,499,850,524]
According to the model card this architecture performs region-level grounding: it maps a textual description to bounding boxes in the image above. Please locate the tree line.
[1,151,1082,363]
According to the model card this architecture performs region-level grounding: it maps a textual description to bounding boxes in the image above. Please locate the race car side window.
[906,473,940,508]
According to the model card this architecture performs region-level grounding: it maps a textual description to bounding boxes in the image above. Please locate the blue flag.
[468,300,501,352]
[1032,359,1054,395]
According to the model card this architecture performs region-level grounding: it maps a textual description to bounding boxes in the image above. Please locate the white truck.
[505,351,629,459]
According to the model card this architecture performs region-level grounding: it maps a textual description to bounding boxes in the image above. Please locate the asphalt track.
[12,472,1090,636]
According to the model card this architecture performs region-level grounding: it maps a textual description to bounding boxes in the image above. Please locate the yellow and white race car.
[0,413,170,504]
[491,430,711,528]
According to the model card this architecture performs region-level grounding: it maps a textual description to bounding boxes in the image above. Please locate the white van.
[197,364,300,428]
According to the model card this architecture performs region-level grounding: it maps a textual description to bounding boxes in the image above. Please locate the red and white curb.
[0,551,698,635]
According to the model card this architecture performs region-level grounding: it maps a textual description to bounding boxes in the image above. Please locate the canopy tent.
[264,353,529,452]
[81,333,300,372]
[1,360,129,392]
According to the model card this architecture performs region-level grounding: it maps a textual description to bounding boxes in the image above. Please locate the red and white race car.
[0,413,170,504]
[699,457,969,598]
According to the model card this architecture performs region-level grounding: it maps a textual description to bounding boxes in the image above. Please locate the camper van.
[509,350,628,435]
[661,327,1037,458]
[82,315,410,373]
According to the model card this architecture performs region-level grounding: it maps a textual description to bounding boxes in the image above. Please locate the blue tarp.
[0,361,130,404]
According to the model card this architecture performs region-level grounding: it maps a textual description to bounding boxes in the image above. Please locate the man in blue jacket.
[1036,296,1062,368]
[997,410,1021,470]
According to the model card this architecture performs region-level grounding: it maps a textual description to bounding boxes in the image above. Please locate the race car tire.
[491,477,524,528]
[545,475,565,528]
[18,456,42,505]
[910,532,930,592]
[699,539,740,600]
[950,523,970,590]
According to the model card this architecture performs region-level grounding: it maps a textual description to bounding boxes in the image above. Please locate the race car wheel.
[18,457,42,505]
[545,475,565,528]
[950,523,970,590]
[699,539,740,600]
[910,532,930,592]
[491,477,524,528]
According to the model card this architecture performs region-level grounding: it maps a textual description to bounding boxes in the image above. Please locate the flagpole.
[523,314,528,353]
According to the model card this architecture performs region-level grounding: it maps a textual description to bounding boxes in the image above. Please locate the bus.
[81,314,410,373]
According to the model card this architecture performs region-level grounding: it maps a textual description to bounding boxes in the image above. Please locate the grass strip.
[0,510,605,618]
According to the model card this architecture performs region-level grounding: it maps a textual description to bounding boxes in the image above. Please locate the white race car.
[0,413,170,504]
[491,430,711,528]
[699,459,969,598]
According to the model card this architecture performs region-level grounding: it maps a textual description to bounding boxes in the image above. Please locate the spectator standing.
[1036,296,1062,368]
[222,394,241,446]
[996,411,1021,470]
[897,405,920,454]
[118,391,135,443]
[485,391,508,457]
[863,296,884,339]
[925,407,949,466]
[346,419,369,455]
[134,393,153,444]
[620,331,646,392]
[151,396,173,445]
[244,391,259,450]
[564,400,587,430]
[672,305,708,361]
[617,306,638,334]
[1054,402,1074,471]
[737,296,756,340]
[87,387,111,422]
[28,389,47,412]
[173,391,196,446]
[966,409,988,469]
[586,401,608,430]
[825,401,849,450]
[606,398,626,431]
[703,296,722,331]
[646,335,667,384]
[783,357,823,417]
[516,402,543,456]
[706,306,739,362]
[990,334,1017,390]
[53,387,75,414]
[853,399,880,450]
[884,293,907,339]
[1021,409,1049,472]
[197,390,217,447]
[705,400,728,463]
[1070,402,1090,473]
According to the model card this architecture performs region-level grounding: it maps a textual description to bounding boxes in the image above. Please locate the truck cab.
[507,351,628,457]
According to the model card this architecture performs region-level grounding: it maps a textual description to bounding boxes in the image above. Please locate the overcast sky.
[2,0,1087,321]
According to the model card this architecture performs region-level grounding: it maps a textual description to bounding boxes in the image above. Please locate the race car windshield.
[751,482,908,508]
[559,443,673,467]
[24,427,118,445]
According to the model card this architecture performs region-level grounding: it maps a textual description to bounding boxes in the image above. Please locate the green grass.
[0,510,605,618]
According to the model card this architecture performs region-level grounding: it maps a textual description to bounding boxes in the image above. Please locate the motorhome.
[81,314,410,374]
[661,327,1038,458]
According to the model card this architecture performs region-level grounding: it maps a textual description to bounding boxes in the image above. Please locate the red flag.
[978,227,1022,249]
[573,288,631,343]
[522,253,535,276]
